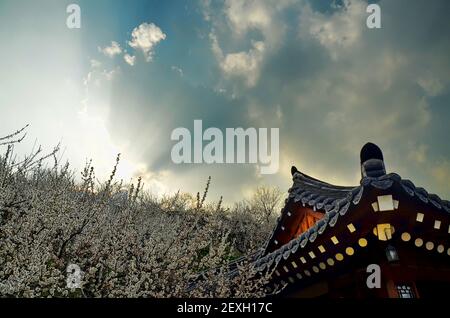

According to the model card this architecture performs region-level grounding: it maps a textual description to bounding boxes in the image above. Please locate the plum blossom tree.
[0,127,280,298]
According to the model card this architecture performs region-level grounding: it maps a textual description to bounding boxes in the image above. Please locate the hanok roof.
[254,143,450,292]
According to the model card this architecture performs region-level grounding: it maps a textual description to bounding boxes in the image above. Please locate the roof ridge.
[293,171,357,190]
[262,172,450,261]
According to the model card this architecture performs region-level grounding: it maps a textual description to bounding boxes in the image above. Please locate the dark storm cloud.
[94,0,449,200]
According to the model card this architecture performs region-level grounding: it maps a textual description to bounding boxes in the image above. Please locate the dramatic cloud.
[206,0,293,89]
[128,23,166,62]
[224,0,273,36]
[124,53,136,66]
[223,0,294,42]
[99,41,123,58]
[1,0,449,203]
[193,0,450,198]
[298,0,366,59]
[211,34,265,87]
[417,76,445,97]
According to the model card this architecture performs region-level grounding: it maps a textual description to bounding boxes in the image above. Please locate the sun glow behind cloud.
[0,1,149,193]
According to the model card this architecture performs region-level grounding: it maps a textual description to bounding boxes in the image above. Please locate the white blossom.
[0,128,280,298]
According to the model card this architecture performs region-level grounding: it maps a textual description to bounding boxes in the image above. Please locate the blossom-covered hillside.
[0,127,280,297]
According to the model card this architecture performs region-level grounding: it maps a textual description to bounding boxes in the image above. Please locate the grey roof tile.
[258,170,450,273]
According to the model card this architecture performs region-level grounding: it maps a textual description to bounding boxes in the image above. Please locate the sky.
[0,0,449,204]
